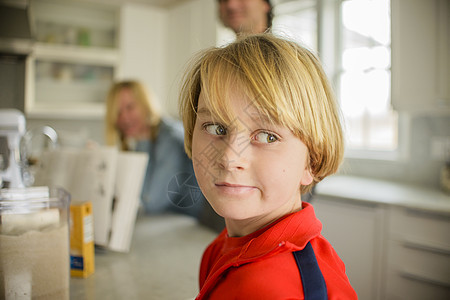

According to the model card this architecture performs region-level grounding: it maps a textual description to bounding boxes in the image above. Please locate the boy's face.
[191,88,313,236]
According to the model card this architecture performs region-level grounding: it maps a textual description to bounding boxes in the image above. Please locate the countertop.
[68,175,450,299]
[70,213,217,300]
[315,175,450,214]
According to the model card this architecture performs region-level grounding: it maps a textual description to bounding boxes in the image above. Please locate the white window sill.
[344,149,401,162]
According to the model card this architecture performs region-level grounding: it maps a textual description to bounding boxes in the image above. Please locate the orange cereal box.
[70,201,95,278]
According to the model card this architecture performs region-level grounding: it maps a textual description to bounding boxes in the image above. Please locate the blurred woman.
[105,80,205,217]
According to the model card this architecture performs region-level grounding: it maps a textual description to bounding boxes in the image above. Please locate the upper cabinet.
[27,0,120,118]
[26,0,217,119]
[391,0,450,114]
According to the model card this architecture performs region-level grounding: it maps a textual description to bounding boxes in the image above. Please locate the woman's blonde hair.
[179,34,344,193]
[105,80,161,150]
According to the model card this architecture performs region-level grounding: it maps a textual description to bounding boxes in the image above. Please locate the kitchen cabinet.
[24,0,216,146]
[314,175,450,299]
[391,0,450,114]
[385,207,450,299]
[26,0,216,120]
[312,196,386,300]
[27,0,119,118]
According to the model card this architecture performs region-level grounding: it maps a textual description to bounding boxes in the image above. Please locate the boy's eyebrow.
[197,107,223,121]
[248,111,272,125]
[197,107,211,116]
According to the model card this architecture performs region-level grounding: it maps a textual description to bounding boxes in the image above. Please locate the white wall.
[117,0,217,117]
[165,0,217,117]
[118,3,168,113]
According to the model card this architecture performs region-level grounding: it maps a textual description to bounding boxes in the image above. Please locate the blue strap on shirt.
[293,242,328,300]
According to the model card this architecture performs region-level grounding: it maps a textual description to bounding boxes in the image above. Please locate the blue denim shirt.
[136,118,205,217]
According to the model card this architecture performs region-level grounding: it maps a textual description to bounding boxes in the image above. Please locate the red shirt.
[197,202,357,299]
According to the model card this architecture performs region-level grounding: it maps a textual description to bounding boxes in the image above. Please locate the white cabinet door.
[385,207,450,299]
[391,0,450,114]
[313,197,386,300]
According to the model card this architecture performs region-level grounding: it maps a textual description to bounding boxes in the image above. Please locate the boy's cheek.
[192,151,221,186]
[193,155,214,178]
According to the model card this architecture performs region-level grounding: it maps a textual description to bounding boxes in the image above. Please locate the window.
[272,0,318,52]
[340,0,397,152]
[273,0,398,156]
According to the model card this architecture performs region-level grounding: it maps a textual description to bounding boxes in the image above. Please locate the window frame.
[317,0,403,161]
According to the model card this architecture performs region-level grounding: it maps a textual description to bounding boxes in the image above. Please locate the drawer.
[388,207,450,249]
[386,241,450,286]
[386,207,450,299]
[385,269,450,300]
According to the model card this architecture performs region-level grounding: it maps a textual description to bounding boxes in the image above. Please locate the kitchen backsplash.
[340,113,449,190]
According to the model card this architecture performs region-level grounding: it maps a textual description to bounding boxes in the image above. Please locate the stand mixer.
[0,108,58,188]
[0,110,70,300]
[0,109,27,188]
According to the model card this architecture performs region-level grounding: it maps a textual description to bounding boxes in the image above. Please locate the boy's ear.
[300,168,314,186]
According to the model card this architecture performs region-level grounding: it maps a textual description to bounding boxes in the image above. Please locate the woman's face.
[116,88,149,139]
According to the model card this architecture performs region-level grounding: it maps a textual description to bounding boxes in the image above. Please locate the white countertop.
[315,175,450,214]
[68,176,450,299]
[70,214,217,300]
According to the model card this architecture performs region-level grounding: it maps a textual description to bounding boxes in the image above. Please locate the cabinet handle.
[402,240,450,256]
[404,207,450,221]
[399,271,450,289]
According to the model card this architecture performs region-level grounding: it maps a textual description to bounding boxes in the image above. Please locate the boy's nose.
[217,134,250,171]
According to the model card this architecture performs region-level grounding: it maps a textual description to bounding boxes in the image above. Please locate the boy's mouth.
[214,182,257,195]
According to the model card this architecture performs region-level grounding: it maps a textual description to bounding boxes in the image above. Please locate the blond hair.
[105,80,161,150]
[179,34,344,192]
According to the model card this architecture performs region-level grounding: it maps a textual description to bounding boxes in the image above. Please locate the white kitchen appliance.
[0,109,27,188]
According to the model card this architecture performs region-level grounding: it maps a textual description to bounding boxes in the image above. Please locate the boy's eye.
[204,124,227,136]
[254,132,278,144]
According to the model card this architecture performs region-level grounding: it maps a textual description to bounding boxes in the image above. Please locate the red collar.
[218,202,322,261]
[197,202,323,300]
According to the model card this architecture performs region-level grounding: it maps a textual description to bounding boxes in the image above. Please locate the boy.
[179,34,357,299]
